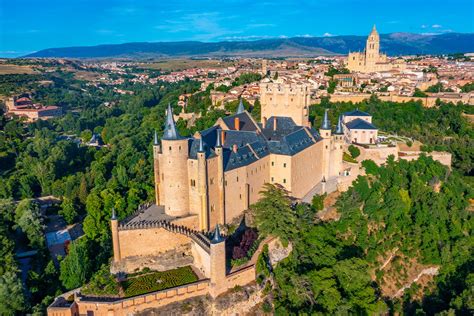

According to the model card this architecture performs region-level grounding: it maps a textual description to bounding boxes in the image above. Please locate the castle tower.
[159,104,190,217]
[260,82,310,127]
[319,109,332,186]
[153,131,161,205]
[365,25,380,66]
[197,136,209,230]
[215,130,225,225]
[110,208,121,263]
[209,225,227,298]
[330,115,344,178]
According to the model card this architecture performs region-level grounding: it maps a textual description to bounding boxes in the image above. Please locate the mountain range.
[25,32,474,59]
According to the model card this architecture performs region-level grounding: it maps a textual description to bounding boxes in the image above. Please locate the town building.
[5,96,62,122]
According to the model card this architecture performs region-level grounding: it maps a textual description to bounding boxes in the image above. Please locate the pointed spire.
[198,135,204,153]
[236,99,245,114]
[162,103,181,140]
[111,207,117,220]
[153,130,159,145]
[216,129,222,147]
[335,115,344,134]
[211,224,223,243]
[321,109,331,130]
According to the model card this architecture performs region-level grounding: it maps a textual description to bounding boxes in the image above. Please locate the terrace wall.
[48,280,210,316]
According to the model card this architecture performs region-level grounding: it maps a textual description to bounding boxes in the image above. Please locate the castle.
[347,25,402,73]
[49,85,419,315]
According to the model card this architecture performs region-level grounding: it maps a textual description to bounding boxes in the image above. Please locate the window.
[190,179,196,187]
[239,194,242,200]
[236,176,239,182]
[271,161,274,166]
[210,178,214,185]
[271,177,274,182]
[283,163,286,168]
[283,179,286,183]
[169,146,172,151]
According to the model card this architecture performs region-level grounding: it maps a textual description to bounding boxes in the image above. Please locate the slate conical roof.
[236,99,245,114]
[321,109,331,130]
[153,130,159,145]
[335,115,344,134]
[162,103,181,140]
[198,135,204,152]
[211,224,224,243]
[216,129,222,147]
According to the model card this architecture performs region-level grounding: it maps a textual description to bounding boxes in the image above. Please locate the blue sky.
[1,0,473,57]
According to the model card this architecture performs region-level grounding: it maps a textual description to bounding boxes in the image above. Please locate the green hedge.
[121,266,198,297]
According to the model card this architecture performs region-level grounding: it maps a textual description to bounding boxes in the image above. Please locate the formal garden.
[81,265,199,298]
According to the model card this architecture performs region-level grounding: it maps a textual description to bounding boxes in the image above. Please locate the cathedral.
[347,25,402,73]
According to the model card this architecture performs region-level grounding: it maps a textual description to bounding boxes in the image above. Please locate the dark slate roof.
[268,128,317,155]
[189,137,215,159]
[344,109,371,117]
[222,130,265,149]
[222,112,259,132]
[186,112,323,170]
[345,118,378,130]
[262,117,300,141]
[163,103,183,140]
[224,145,259,171]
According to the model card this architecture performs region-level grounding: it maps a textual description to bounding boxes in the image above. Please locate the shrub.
[348,145,360,158]
[81,264,119,297]
[343,152,358,163]
[232,228,258,260]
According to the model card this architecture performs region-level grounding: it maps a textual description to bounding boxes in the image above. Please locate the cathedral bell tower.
[365,25,380,66]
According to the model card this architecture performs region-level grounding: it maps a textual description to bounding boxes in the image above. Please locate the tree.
[348,145,360,158]
[0,272,26,315]
[327,80,337,94]
[59,198,78,224]
[413,89,428,97]
[251,183,296,246]
[59,238,92,290]
[14,199,45,248]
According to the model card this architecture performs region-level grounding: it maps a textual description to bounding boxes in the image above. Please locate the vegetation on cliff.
[252,157,473,314]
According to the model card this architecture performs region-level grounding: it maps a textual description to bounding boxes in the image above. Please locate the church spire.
[335,115,344,134]
[162,103,181,140]
[236,99,245,114]
[321,109,331,130]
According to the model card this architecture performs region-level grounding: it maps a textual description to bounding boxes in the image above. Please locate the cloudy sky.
[1,0,473,57]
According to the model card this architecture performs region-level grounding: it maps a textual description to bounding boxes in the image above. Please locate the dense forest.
[0,69,472,314]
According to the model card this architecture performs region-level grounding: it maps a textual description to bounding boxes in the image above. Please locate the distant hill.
[24,32,474,58]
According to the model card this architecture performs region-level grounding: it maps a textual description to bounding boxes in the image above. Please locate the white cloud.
[323,32,334,37]
[421,24,427,29]
[432,24,442,28]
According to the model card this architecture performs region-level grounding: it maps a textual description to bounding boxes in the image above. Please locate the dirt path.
[394,267,439,297]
